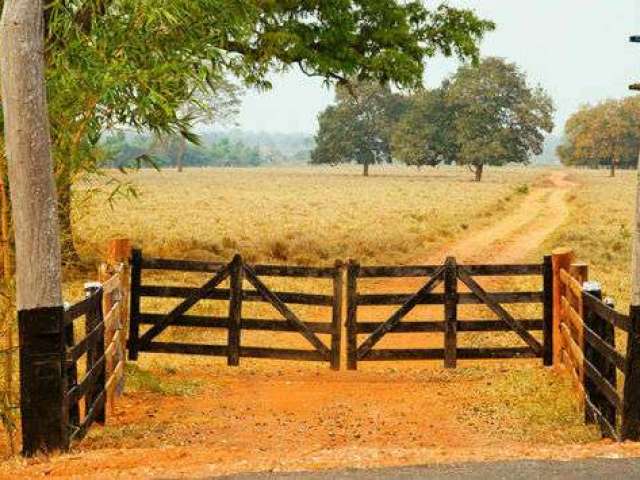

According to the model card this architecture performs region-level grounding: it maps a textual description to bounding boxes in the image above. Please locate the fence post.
[444,256,458,369]
[551,248,575,367]
[63,305,79,428]
[128,248,142,361]
[227,255,243,366]
[542,255,554,366]
[84,284,106,425]
[346,260,359,370]
[18,306,68,455]
[622,305,640,440]
[330,260,344,371]
[582,283,605,427]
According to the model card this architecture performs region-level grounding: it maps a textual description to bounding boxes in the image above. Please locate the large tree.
[391,87,458,167]
[558,97,640,176]
[311,81,407,176]
[446,57,554,181]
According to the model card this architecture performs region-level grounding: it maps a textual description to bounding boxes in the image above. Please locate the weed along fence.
[552,249,640,441]
[14,243,640,455]
[128,251,343,369]
[345,257,553,369]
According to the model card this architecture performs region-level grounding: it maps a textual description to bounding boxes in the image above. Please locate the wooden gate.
[346,256,553,369]
[128,251,343,369]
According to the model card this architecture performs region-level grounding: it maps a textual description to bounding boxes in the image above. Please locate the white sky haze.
[234,1,640,135]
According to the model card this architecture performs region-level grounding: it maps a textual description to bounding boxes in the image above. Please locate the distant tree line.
[311,57,555,181]
[557,97,640,176]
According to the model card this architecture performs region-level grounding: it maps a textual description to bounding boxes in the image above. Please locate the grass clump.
[125,363,202,397]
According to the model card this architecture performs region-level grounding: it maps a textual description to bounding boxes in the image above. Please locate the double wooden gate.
[128,250,552,371]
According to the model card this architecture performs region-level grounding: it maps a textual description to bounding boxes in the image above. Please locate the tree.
[446,57,554,181]
[391,87,458,167]
[558,97,640,176]
[311,81,408,176]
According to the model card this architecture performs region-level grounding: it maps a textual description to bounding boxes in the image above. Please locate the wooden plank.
[444,257,457,369]
[242,263,331,356]
[251,264,336,278]
[102,302,120,333]
[457,319,543,332]
[138,314,334,333]
[356,321,445,333]
[69,387,107,443]
[63,295,98,326]
[140,342,227,356]
[356,265,442,278]
[141,256,225,272]
[227,255,243,366]
[457,266,543,355]
[105,359,125,398]
[583,322,626,372]
[330,260,343,370]
[240,347,327,362]
[462,264,543,276]
[561,297,584,342]
[560,268,583,299]
[356,291,543,306]
[361,347,538,361]
[560,322,583,376]
[552,249,575,366]
[583,354,624,411]
[346,261,359,370]
[101,269,122,295]
[128,248,142,360]
[583,293,631,332]
[66,354,107,406]
[356,265,446,360]
[137,264,230,348]
[585,394,621,441]
[138,285,334,306]
[66,322,105,363]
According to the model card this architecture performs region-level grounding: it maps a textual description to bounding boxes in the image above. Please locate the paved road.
[205,458,640,480]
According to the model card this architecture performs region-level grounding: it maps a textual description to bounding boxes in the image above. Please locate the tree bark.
[474,162,484,182]
[631,152,640,306]
[0,0,62,310]
[176,136,186,172]
[611,158,616,177]
[363,160,369,177]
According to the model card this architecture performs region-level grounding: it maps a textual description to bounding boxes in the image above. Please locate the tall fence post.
[84,284,106,425]
[444,256,458,369]
[542,255,554,366]
[551,248,575,367]
[227,254,243,367]
[128,248,142,361]
[622,305,640,440]
[346,260,359,370]
[18,306,68,455]
[330,260,344,371]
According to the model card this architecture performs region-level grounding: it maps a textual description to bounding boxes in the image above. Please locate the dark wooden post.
[622,305,640,440]
[18,306,68,455]
[542,255,554,366]
[128,248,142,361]
[346,260,359,370]
[84,284,106,425]
[330,260,344,371]
[582,284,602,426]
[227,255,243,366]
[444,257,458,369]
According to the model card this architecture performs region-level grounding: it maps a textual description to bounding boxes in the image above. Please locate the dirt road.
[6,170,636,480]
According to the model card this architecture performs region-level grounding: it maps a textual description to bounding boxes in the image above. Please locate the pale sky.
[233,1,640,135]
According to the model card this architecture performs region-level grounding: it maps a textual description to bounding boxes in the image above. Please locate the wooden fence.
[129,251,343,369]
[552,248,640,441]
[346,256,553,369]
[63,262,129,445]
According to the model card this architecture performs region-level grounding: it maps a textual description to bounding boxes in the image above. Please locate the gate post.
[227,254,243,366]
[542,255,553,366]
[622,305,640,440]
[551,248,575,367]
[330,260,344,371]
[346,260,359,370]
[84,284,106,425]
[18,306,68,455]
[128,248,142,361]
[444,257,458,369]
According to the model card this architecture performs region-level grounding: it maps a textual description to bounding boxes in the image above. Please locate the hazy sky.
[233,1,640,136]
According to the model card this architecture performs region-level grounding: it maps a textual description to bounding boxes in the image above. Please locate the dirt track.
[6,170,640,480]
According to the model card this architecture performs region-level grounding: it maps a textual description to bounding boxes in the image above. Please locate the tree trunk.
[363,160,369,177]
[0,0,62,310]
[632,152,640,306]
[176,136,186,172]
[474,163,484,182]
[611,159,616,177]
